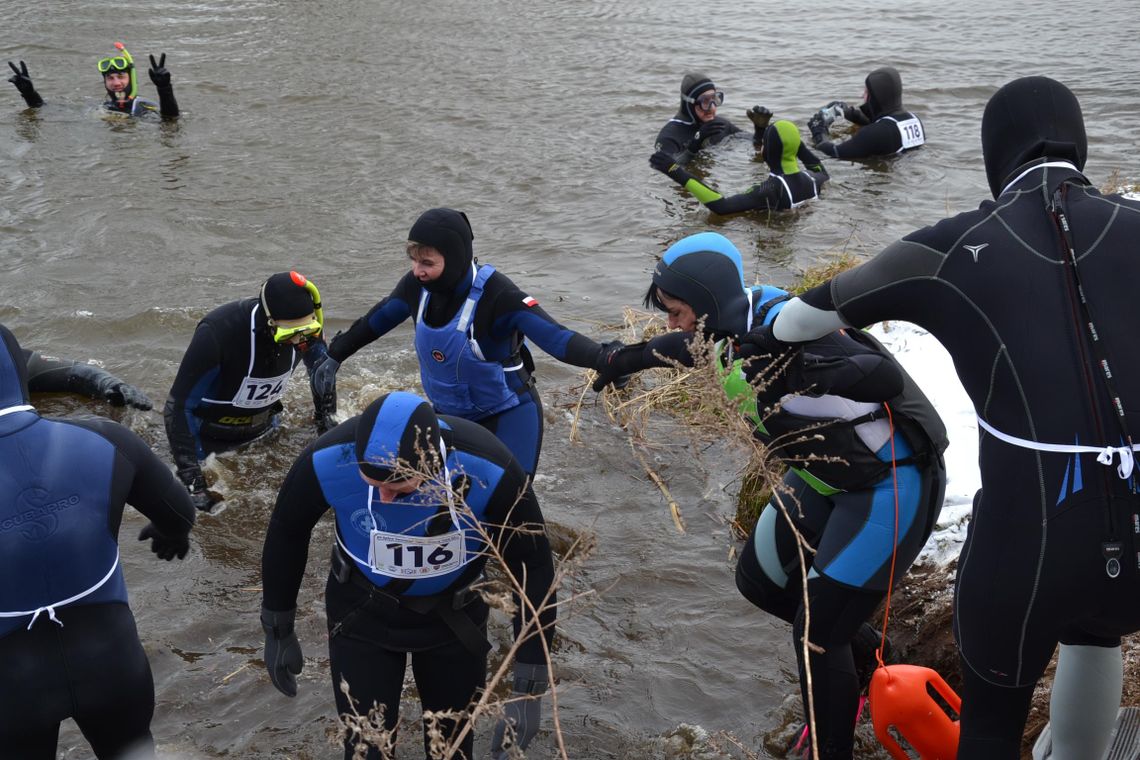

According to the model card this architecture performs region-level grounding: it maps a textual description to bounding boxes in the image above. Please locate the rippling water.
[4,0,1140,757]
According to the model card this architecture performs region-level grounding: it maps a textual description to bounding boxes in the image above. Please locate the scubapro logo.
[964,243,989,262]
[2,489,82,541]
[431,349,446,362]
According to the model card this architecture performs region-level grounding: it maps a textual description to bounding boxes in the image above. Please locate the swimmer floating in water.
[7,42,178,119]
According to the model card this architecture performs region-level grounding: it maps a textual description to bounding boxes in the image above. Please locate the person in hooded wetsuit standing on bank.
[0,323,196,760]
[768,76,1140,760]
[165,271,335,512]
[592,232,948,760]
[807,66,923,160]
[7,42,178,119]
[650,119,829,215]
[311,208,619,479]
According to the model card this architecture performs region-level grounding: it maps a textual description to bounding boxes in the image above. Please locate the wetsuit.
[772,79,1140,756]
[654,72,743,165]
[104,95,173,118]
[656,120,829,215]
[164,297,330,485]
[329,265,602,477]
[596,233,947,760]
[0,326,195,760]
[811,67,925,160]
[261,399,555,760]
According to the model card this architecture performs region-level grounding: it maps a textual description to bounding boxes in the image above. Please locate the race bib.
[231,370,292,409]
[896,117,924,150]
[367,529,467,578]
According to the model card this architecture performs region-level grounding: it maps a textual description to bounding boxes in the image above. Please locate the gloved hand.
[843,102,871,125]
[105,381,154,410]
[7,60,41,104]
[592,340,633,393]
[138,522,189,561]
[820,101,846,126]
[178,468,221,513]
[736,324,788,359]
[147,53,172,88]
[261,607,304,697]
[490,661,549,758]
[311,355,339,400]
[746,105,773,131]
[649,150,693,186]
[807,112,829,145]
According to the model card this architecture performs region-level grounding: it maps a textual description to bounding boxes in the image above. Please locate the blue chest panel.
[0,418,125,635]
[314,442,506,595]
[414,265,520,421]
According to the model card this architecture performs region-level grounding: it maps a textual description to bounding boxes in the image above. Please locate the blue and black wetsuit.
[772,77,1140,759]
[810,66,925,160]
[602,233,947,760]
[329,266,603,477]
[164,297,329,486]
[0,325,195,760]
[261,393,555,760]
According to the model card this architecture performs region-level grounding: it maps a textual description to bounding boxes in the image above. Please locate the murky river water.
[4,0,1140,757]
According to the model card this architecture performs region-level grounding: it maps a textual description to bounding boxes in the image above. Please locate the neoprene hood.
[260,272,316,321]
[0,324,31,407]
[864,66,903,120]
[678,72,717,122]
[981,76,1087,198]
[355,392,442,482]
[408,208,475,294]
[651,232,751,337]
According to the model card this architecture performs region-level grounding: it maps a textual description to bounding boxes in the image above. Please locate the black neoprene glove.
[747,105,773,138]
[684,119,729,153]
[148,54,179,118]
[66,362,154,410]
[138,522,190,561]
[261,607,304,697]
[178,467,220,513]
[807,112,829,146]
[7,60,43,108]
[649,150,694,186]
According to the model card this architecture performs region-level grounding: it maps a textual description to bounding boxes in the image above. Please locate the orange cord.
[876,402,900,673]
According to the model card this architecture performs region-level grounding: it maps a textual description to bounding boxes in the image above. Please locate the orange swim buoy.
[868,664,961,760]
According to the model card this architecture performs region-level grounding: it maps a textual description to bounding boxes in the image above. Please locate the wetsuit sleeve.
[297,336,334,425]
[796,338,904,401]
[844,103,872,126]
[488,475,556,666]
[77,419,196,537]
[487,283,604,367]
[797,143,828,179]
[815,120,901,160]
[164,322,224,479]
[25,350,109,396]
[605,331,696,377]
[155,84,178,119]
[326,275,418,363]
[655,123,696,166]
[261,449,330,612]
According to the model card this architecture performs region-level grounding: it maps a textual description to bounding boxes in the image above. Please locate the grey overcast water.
[3,0,1140,757]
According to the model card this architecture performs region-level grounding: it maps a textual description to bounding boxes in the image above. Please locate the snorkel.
[97,42,137,102]
[260,271,325,344]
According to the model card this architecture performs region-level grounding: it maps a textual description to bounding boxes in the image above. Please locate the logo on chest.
[431,349,446,362]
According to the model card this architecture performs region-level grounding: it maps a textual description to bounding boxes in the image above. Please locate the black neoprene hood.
[407,208,475,294]
[981,76,1087,198]
[260,272,315,321]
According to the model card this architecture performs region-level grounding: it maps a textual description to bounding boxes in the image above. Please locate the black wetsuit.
[0,329,195,759]
[164,298,329,482]
[329,267,603,477]
[23,349,150,408]
[662,122,829,215]
[261,413,555,760]
[773,161,1140,757]
[812,67,925,160]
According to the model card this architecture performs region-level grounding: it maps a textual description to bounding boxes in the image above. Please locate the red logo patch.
[522,296,538,307]
[431,349,446,362]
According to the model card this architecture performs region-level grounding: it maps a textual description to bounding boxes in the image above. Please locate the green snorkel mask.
[97,42,137,100]
[261,271,325,344]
